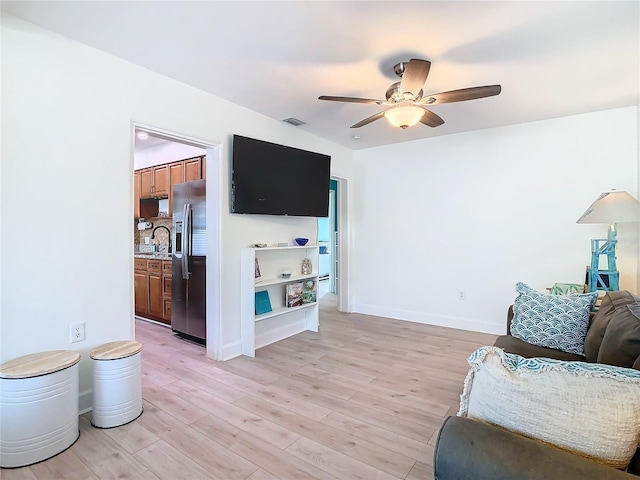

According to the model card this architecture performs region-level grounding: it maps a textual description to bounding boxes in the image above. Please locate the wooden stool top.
[90,340,142,360]
[0,350,81,379]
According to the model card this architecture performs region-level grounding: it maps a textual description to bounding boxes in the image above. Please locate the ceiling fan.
[318,59,501,129]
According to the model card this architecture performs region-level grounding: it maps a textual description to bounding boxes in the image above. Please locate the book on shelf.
[302,280,317,304]
[286,282,303,307]
[255,290,272,315]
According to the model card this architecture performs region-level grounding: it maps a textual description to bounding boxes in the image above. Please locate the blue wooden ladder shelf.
[586,236,619,293]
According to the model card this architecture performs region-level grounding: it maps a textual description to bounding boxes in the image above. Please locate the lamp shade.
[576,190,640,224]
[384,103,424,129]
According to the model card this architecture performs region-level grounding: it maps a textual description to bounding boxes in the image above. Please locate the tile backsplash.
[135,218,172,253]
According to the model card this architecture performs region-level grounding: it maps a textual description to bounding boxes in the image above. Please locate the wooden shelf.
[255,302,317,322]
[255,273,317,288]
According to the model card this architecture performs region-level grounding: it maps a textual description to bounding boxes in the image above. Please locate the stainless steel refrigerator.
[172,179,206,342]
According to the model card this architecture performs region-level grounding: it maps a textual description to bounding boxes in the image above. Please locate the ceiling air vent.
[282,117,306,127]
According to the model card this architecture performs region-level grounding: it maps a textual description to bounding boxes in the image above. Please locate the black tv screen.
[231,135,331,217]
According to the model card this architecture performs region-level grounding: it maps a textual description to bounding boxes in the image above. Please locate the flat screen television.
[231,135,331,217]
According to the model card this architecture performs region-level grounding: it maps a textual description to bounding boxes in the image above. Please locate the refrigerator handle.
[181,203,191,280]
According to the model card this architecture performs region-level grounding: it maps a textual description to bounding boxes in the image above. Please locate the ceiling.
[3,1,639,150]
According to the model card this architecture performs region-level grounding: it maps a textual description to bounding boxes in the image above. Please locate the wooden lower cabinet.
[134,271,147,316]
[162,260,172,321]
[148,273,163,317]
[134,258,172,325]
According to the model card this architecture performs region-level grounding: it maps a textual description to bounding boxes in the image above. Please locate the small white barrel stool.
[90,340,143,428]
[0,350,80,468]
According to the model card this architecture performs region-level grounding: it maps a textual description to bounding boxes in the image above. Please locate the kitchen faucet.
[151,226,172,253]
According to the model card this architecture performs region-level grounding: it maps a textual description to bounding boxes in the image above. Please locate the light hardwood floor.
[2,295,496,480]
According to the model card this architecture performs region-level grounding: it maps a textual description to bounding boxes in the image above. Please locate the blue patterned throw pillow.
[511,282,597,355]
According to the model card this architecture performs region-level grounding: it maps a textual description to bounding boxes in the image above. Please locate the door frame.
[332,175,351,313]
[131,122,223,360]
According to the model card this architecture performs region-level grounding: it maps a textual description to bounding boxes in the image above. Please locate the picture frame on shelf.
[255,257,261,279]
[286,282,303,307]
[302,280,317,304]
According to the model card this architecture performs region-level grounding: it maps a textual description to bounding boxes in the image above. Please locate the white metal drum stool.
[0,350,81,468]
[90,340,143,429]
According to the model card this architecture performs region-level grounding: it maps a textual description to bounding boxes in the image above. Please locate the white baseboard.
[255,321,306,351]
[221,341,243,360]
[79,389,92,414]
[352,303,504,335]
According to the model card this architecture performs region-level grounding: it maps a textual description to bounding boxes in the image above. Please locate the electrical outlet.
[70,322,85,343]
[144,237,150,245]
[458,291,465,301]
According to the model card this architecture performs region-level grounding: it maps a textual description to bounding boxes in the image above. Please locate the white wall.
[352,107,638,335]
[0,15,354,410]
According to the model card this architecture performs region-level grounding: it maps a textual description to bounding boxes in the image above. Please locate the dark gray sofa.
[434,416,639,480]
[433,290,640,479]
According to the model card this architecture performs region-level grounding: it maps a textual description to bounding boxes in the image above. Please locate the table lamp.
[577,190,640,292]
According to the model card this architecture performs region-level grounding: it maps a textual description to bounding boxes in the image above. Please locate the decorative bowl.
[294,237,309,246]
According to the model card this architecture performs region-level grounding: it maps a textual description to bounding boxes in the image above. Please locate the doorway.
[132,123,222,361]
[318,178,343,305]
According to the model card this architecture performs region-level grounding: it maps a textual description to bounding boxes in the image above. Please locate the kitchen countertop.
[134,252,172,260]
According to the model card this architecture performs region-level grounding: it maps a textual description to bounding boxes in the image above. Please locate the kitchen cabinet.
[140,165,169,198]
[241,246,319,357]
[133,171,140,218]
[147,260,164,318]
[135,156,204,218]
[185,157,202,182]
[139,168,153,197]
[134,259,148,316]
[162,261,172,321]
[168,161,185,217]
[134,258,172,325]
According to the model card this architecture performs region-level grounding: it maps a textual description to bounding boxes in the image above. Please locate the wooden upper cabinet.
[201,156,206,180]
[133,171,140,218]
[152,164,169,197]
[135,156,204,217]
[168,161,184,216]
[140,165,169,198]
[185,157,202,182]
[139,168,154,198]
[169,161,185,185]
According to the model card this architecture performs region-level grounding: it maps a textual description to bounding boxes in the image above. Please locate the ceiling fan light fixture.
[384,103,424,129]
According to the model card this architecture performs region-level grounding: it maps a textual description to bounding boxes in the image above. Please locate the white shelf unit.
[241,246,319,357]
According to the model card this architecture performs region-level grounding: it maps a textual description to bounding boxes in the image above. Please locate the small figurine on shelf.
[302,257,312,275]
[279,267,292,278]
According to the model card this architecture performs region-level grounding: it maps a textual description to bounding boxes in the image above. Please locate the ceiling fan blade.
[350,111,385,128]
[419,107,445,128]
[318,95,384,105]
[400,59,431,95]
[423,85,502,104]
